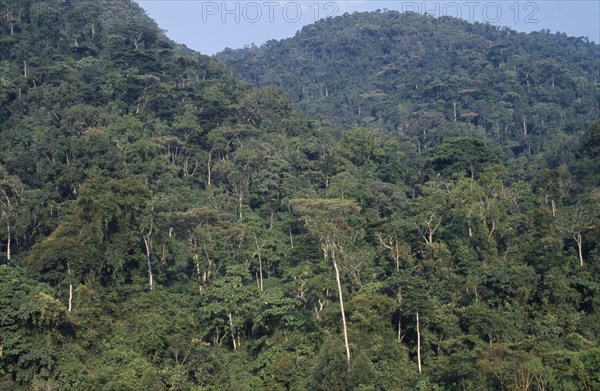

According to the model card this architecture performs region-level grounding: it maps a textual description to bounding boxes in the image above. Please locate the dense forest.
[217,11,599,162]
[0,1,599,390]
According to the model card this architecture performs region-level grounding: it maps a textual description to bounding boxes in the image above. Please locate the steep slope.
[218,11,599,157]
[0,3,599,390]
[0,2,321,388]
[0,0,249,192]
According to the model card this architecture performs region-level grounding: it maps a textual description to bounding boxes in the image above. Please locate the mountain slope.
[0,3,599,390]
[218,11,599,157]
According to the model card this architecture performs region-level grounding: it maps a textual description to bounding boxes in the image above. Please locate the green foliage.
[218,11,599,161]
[0,1,598,389]
[309,337,348,390]
[578,121,600,186]
[26,176,151,289]
[0,266,69,385]
[428,137,499,177]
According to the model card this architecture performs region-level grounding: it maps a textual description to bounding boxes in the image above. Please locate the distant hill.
[217,11,599,157]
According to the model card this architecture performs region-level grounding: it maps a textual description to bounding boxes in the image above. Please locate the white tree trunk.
[194,254,203,295]
[6,222,10,260]
[143,234,154,290]
[416,311,422,374]
[453,101,457,121]
[228,312,237,351]
[68,265,73,312]
[575,233,584,267]
[397,287,403,342]
[331,246,351,365]
[207,152,212,186]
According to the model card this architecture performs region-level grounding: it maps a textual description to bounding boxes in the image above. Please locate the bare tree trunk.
[255,236,264,292]
[331,245,351,365]
[416,311,422,374]
[6,222,10,260]
[67,265,73,312]
[488,221,495,239]
[207,152,212,186]
[418,212,441,245]
[228,312,237,351]
[314,299,325,320]
[453,101,457,121]
[161,242,168,265]
[376,234,401,271]
[397,287,403,342]
[575,233,584,267]
[194,254,203,295]
[143,231,154,290]
[394,240,400,271]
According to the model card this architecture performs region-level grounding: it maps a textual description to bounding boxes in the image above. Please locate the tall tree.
[291,198,360,365]
[0,166,25,260]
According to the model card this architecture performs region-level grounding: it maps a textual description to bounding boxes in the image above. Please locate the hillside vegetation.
[218,11,599,161]
[0,2,599,390]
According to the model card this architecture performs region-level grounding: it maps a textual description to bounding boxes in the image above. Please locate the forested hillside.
[0,2,599,390]
[217,11,599,163]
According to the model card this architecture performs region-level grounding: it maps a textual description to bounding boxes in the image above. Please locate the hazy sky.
[136,1,600,55]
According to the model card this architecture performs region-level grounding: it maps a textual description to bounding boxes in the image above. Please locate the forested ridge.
[217,11,599,161]
[0,1,599,390]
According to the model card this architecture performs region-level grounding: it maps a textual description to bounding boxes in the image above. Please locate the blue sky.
[136,1,600,55]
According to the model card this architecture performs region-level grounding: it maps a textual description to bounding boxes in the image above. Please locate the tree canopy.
[0,1,599,390]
